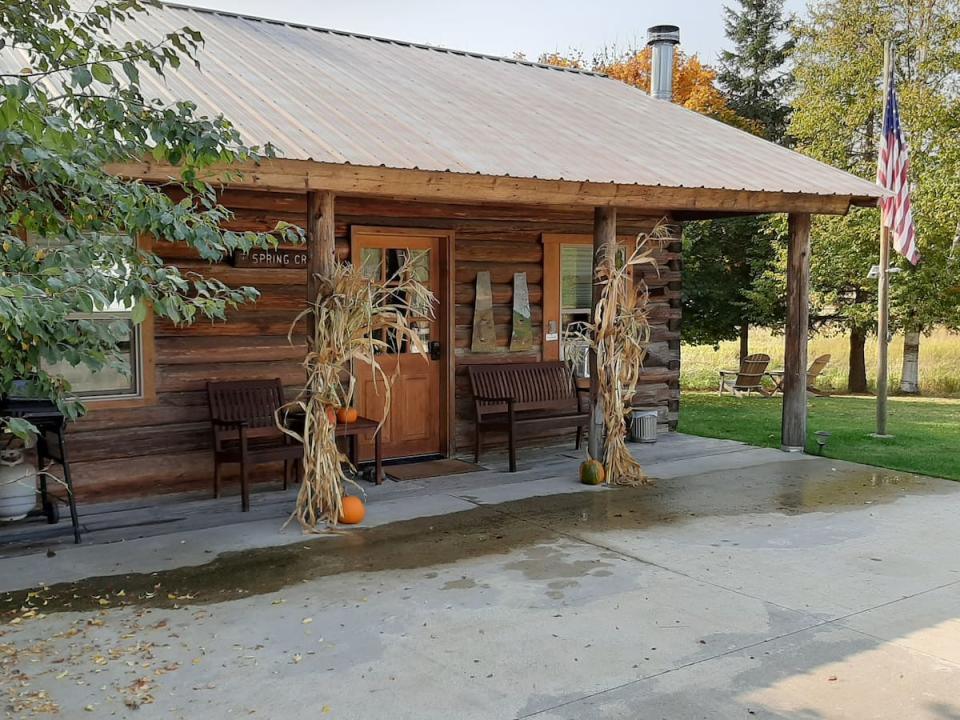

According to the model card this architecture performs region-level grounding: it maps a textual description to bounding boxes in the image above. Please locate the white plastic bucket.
[0,450,37,522]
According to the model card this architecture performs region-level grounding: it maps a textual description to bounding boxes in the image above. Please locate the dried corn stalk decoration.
[279,260,434,530]
[574,229,662,485]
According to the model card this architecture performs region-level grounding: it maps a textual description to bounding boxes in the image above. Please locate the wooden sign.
[233,248,308,268]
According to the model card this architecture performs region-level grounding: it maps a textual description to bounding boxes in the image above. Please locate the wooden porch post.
[589,206,617,460]
[781,212,811,451]
[306,190,336,303]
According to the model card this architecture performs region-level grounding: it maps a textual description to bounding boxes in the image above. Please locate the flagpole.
[875,39,893,439]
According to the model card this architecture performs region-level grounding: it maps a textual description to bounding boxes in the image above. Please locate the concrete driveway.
[2,437,960,719]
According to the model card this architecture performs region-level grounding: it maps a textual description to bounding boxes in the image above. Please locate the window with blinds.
[559,244,593,368]
[560,245,593,311]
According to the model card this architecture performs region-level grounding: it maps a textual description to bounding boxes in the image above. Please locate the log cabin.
[33,4,884,500]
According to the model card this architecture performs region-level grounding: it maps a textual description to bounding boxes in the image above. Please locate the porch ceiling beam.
[106,159,870,216]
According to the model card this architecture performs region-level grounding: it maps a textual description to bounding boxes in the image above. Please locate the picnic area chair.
[806,353,832,396]
[206,379,302,512]
[767,353,832,396]
[718,353,772,397]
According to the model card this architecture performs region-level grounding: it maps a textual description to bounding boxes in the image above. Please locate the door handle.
[428,341,442,361]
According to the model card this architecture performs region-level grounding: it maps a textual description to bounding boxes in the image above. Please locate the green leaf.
[91,63,113,85]
[122,61,139,84]
[3,416,38,441]
[130,300,148,324]
[72,66,93,88]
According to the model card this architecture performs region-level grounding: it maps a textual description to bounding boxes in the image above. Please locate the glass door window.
[359,247,433,354]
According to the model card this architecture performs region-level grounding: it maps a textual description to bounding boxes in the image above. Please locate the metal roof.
[16,3,887,203]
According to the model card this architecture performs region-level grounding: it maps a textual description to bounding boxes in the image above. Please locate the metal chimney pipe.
[646,24,680,101]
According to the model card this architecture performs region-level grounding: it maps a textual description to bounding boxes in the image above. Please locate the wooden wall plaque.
[510,272,533,351]
[471,271,498,352]
[232,247,308,268]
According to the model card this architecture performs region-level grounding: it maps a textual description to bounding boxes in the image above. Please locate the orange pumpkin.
[336,407,359,424]
[325,406,337,425]
[339,495,366,525]
[579,458,605,485]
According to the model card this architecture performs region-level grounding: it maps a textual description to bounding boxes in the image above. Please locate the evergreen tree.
[718,0,794,143]
[681,0,793,355]
[681,216,783,354]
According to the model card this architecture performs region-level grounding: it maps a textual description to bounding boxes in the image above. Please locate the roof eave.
[107,158,881,217]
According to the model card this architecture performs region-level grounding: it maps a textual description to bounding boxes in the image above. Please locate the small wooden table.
[335,416,384,485]
[284,413,384,485]
[765,371,785,394]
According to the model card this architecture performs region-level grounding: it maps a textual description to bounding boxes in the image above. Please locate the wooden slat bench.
[207,378,302,512]
[468,361,589,472]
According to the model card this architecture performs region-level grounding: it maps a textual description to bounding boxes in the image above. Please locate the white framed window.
[543,234,631,373]
[30,233,154,405]
[46,310,144,400]
[559,244,593,340]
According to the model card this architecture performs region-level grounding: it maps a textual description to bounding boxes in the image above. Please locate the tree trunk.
[847,326,868,393]
[739,322,749,360]
[900,328,921,394]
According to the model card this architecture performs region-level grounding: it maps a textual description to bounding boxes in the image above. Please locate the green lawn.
[677,392,960,481]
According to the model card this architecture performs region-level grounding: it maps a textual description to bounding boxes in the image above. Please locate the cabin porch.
[0,433,770,571]
[62,191,684,503]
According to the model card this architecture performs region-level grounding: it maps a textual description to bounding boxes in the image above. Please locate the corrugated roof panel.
[4,3,886,202]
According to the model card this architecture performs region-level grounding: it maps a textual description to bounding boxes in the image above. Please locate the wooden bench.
[207,378,302,512]
[468,362,589,472]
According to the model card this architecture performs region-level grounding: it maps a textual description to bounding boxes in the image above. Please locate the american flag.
[877,68,920,264]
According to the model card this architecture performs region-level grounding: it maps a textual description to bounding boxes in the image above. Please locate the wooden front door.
[351,230,446,460]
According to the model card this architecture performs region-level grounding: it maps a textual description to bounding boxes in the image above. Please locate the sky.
[183,0,806,67]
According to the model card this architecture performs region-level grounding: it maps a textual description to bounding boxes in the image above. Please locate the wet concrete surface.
[1,460,945,614]
[3,453,960,718]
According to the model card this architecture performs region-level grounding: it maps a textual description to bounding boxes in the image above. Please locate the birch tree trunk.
[900,328,921,394]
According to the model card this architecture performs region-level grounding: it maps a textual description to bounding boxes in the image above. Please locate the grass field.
[681,327,960,396]
[678,392,960,481]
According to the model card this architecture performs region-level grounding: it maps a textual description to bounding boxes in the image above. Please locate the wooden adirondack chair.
[806,353,832,396]
[767,353,832,396]
[718,353,772,396]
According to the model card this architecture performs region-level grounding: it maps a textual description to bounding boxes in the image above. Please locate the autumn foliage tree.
[538,46,757,131]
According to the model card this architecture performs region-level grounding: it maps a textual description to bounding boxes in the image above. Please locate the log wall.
[67,190,681,500]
